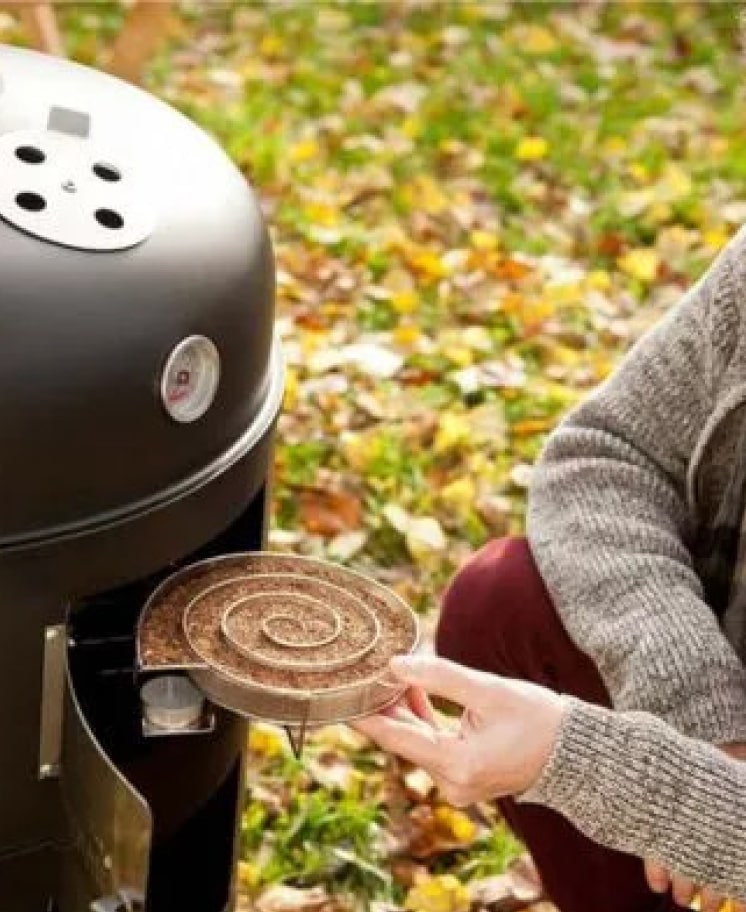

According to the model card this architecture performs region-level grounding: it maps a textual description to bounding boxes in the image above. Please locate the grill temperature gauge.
[161,336,220,423]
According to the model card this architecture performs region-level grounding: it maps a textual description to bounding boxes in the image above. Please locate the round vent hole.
[15,146,45,164]
[93,162,121,182]
[16,192,46,212]
[95,208,124,230]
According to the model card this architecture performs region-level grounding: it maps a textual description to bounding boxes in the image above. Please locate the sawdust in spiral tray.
[138,555,417,692]
[220,583,377,666]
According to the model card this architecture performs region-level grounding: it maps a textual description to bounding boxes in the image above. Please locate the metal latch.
[39,624,66,779]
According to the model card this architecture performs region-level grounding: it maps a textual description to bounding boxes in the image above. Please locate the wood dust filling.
[138,555,417,693]
[221,588,371,666]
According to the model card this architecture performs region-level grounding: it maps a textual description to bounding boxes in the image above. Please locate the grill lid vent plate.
[0,128,154,251]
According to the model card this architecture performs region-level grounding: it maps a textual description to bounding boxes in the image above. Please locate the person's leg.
[435,537,683,912]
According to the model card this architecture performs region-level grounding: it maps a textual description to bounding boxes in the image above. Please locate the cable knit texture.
[525,225,746,892]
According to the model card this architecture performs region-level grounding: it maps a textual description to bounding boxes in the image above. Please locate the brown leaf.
[468,870,541,912]
[391,859,430,888]
[298,487,363,537]
[596,231,626,258]
[307,749,358,792]
[407,805,480,859]
[254,886,331,912]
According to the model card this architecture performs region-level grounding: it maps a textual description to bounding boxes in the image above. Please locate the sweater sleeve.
[527,229,746,744]
[520,698,746,899]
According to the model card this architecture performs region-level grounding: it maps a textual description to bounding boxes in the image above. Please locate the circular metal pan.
[137,552,419,726]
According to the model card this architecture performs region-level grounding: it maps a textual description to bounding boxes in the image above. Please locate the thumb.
[390,655,490,708]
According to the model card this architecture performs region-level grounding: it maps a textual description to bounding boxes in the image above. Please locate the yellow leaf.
[661,163,693,200]
[709,136,729,156]
[546,282,581,305]
[439,476,477,512]
[703,225,730,251]
[392,290,419,313]
[238,861,259,890]
[403,115,422,139]
[393,324,423,348]
[512,417,554,437]
[405,875,470,912]
[248,724,285,759]
[515,136,548,162]
[442,345,474,367]
[586,269,612,291]
[435,413,471,452]
[406,247,448,281]
[304,202,339,226]
[283,367,299,411]
[340,431,371,471]
[602,136,627,156]
[469,229,499,251]
[468,452,492,476]
[522,24,558,54]
[617,247,660,283]
[259,33,284,57]
[592,354,614,381]
[627,161,650,184]
[403,176,448,215]
[434,806,478,843]
[647,201,672,224]
[289,139,320,163]
[300,330,325,356]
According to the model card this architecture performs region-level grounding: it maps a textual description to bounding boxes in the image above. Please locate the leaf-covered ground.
[6,2,746,910]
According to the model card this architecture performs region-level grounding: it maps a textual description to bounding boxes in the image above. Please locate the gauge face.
[161,336,220,423]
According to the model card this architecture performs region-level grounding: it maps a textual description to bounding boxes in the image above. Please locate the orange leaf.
[492,258,533,281]
[298,488,363,537]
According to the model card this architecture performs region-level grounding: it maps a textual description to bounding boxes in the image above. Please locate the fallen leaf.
[328,530,368,560]
[617,248,660,283]
[405,875,471,912]
[403,767,436,802]
[308,750,361,793]
[515,136,549,162]
[255,885,330,912]
[406,517,448,556]
[299,487,363,537]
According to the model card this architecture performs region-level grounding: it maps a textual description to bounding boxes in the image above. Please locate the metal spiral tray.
[136,553,419,729]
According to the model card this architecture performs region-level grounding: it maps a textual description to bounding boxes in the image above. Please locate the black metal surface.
[0,480,266,912]
[0,45,280,912]
[67,491,268,911]
[0,45,277,543]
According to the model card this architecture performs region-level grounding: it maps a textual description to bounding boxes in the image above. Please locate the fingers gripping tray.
[137,554,419,730]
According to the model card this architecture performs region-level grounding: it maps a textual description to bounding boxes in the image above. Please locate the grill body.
[0,46,282,912]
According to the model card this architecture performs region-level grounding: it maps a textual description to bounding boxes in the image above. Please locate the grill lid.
[0,47,277,545]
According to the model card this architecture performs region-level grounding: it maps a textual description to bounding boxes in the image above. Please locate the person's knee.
[435,536,549,671]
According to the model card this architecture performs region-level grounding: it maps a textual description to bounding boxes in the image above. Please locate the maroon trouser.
[435,537,685,912]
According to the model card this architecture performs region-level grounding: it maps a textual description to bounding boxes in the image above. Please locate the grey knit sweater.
[524,226,746,897]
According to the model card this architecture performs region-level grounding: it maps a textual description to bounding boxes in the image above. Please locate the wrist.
[525,692,569,792]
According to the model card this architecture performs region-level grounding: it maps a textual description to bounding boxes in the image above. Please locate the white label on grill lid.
[161,336,220,423]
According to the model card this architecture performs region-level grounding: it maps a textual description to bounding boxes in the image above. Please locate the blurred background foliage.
[5,2,744,909]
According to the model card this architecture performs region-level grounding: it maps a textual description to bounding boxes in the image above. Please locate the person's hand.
[644,743,746,912]
[352,654,566,804]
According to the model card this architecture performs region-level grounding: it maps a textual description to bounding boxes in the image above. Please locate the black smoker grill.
[0,46,283,911]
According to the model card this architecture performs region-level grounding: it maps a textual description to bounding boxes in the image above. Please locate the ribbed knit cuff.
[517,697,746,899]
[518,696,594,808]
